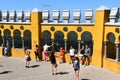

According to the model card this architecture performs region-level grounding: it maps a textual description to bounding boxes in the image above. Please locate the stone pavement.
[0,56,120,80]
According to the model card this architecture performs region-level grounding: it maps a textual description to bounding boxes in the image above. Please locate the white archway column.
[78,40,81,51]
[64,39,67,51]
[104,42,107,58]
[115,44,119,62]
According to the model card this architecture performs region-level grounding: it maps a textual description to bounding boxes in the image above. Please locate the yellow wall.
[103,58,120,74]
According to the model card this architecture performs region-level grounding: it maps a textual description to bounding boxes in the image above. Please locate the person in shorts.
[73,55,80,80]
[83,45,90,66]
[24,47,31,68]
[69,46,75,64]
[50,46,57,75]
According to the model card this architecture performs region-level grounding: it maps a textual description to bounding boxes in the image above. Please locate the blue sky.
[0,0,119,11]
[0,0,120,22]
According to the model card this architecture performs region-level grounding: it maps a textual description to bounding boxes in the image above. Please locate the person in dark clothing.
[34,45,40,61]
[73,55,80,80]
[2,43,5,56]
[50,46,57,75]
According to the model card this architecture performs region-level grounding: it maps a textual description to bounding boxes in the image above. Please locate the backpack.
[73,60,80,69]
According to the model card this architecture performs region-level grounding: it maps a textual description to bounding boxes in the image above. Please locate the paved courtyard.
[0,56,120,80]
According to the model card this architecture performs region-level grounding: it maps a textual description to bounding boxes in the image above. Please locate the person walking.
[24,47,31,68]
[50,46,57,75]
[34,45,40,61]
[59,47,66,63]
[69,46,75,64]
[73,55,80,80]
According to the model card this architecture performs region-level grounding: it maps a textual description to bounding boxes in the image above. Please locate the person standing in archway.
[59,47,66,63]
[34,45,40,61]
[83,45,90,66]
[69,46,75,64]
[43,44,51,62]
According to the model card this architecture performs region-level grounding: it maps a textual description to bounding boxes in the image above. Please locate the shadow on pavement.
[30,65,40,68]
[81,79,90,80]
[0,71,13,74]
[57,71,69,75]
[0,65,3,67]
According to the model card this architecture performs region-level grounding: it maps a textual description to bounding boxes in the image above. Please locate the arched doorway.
[3,29,12,48]
[81,31,93,56]
[67,31,78,51]
[13,30,22,48]
[54,31,64,51]
[0,30,3,46]
[23,30,31,49]
[42,31,52,50]
[106,32,116,59]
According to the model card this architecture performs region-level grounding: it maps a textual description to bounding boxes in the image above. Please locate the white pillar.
[104,42,107,58]
[115,44,119,61]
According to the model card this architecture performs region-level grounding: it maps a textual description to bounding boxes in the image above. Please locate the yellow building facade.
[0,6,120,73]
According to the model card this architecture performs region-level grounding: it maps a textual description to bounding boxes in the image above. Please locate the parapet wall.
[0,7,120,24]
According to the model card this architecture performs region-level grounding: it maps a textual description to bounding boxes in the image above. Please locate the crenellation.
[24,10,31,22]
[17,10,24,22]
[85,9,93,23]
[109,8,119,23]
[73,9,81,23]
[0,8,120,24]
[2,10,9,22]
[42,10,50,23]
[62,10,70,23]
[0,11,2,21]
[52,10,60,23]
[9,10,16,22]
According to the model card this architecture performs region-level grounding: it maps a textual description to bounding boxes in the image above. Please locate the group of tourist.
[18,42,90,80]
[41,43,90,80]
[1,40,90,80]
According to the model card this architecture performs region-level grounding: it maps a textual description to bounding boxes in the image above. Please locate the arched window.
[81,31,93,55]
[23,30,31,49]
[13,30,22,48]
[106,32,116,59]
[3,29,12,48]
[0,30,3,46]
[42,30,51,47]
[54,31,64,51]
[67,31,78,51]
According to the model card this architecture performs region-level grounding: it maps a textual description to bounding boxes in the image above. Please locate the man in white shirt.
[69,46,75,64]
[43,44,51,62]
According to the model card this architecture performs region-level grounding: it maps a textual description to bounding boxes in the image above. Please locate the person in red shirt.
[59,47,66,63]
